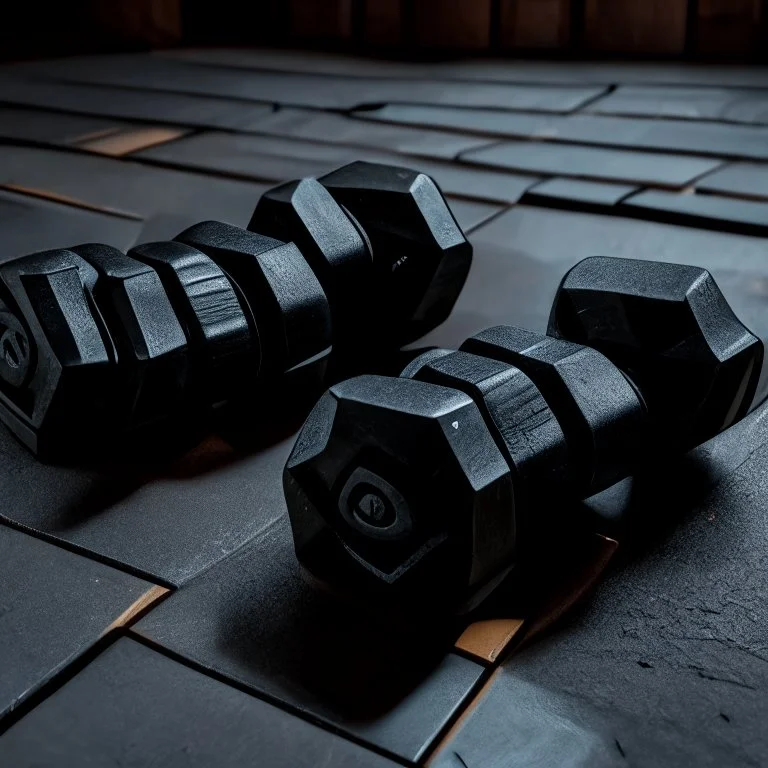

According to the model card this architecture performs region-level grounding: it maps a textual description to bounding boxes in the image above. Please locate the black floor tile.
[0,432,294,587]
[430,403,768,768]
[449,199,505,232]
[0,145,270,231]
[0,525,162,721]
[522,178,637,208]
[355,104,550,139]
[0,189,141,258]
[621,189,768,236]
[415,205,768,354]
[133,212,210,244]
[410,160,539,205]
[359,80,606,113]
[0,75,274,130]
[587,85,768,125]
[133,515,482,762]
[160,48,768,88]
[430,669,624,768]
[137,130,536,206]
[0,106,123,146]
[242,108,490,159]
[160,47,434,79]
[459,141,722,188]
[357,105,768,162]
[696,163,768,201]
[0,637,400,767]
[135,130,386,182]
[13,53,607,112]
[553,114,768,162]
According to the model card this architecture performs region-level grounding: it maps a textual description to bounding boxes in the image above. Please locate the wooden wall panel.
[182,0,280,45]
[697,0,763,57]
[584,0,688,54]
[500,0,571,49]
[410,0,492,49]
[364,0,403,46]
[67,0,763,59]
[289,0,354,40]
[86,0,182,46]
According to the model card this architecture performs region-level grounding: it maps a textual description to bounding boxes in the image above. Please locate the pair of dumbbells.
[284,256,764,612]
[0,161,471,458]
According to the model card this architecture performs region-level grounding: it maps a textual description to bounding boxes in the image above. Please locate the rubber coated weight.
[549,257,763,452]
[0,249,113,456]
[404,349,571,509]
[283,374,514,609]
[461,326,647,496]
[248,178,373,351]
[129,241,254,407]
[318,161,472,345]
[69,244,188,431]
[175,221,332,379]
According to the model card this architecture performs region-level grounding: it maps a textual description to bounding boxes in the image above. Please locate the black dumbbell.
[249,160,471,354]
[0,232,328,458]
[284,256,764,611]
[0,161,471,458]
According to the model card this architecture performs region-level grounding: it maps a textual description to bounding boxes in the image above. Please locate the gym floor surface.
[0,49,766,767]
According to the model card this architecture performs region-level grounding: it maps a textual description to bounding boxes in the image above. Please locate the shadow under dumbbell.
[0,394,322,588]
[132,513,479,761]
[594,400,767,564]
[0,330,421,587]
[218,556,455,722]
[485,404,768,655]
[50,403,314,531]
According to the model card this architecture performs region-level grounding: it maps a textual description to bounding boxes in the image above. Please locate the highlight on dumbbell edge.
[0,161,471,458]
[283,256,764,611]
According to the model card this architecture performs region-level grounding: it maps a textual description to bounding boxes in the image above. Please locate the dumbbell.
[250,160,472,353]
[0,161,471,458]
[284,256,764,611]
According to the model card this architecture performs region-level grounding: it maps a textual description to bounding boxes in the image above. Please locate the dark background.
[3,0,768,62]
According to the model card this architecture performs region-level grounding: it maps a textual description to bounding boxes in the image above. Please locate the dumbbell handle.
[548,256,765,452]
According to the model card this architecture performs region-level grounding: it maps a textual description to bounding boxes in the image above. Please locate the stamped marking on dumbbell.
[338,466,412,540]
[355,493,393,527]
[2,329,26,369]
[0,310,31,387]
[392,255,409,271]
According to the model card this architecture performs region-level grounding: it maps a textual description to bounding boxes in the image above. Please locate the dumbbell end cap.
[549,256,763,449]
[283,374,516,610]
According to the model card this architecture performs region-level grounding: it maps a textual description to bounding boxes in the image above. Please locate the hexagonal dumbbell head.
[129,240,254,408]
[68,244,188,431]
[318,161,472,346]
[248,177,373,352]
[402,348,571,511]
[175,221,332,380]
[461,326,648,497]
[548,257,763,451]
[284,375,515,611]
[0,249,114,457]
